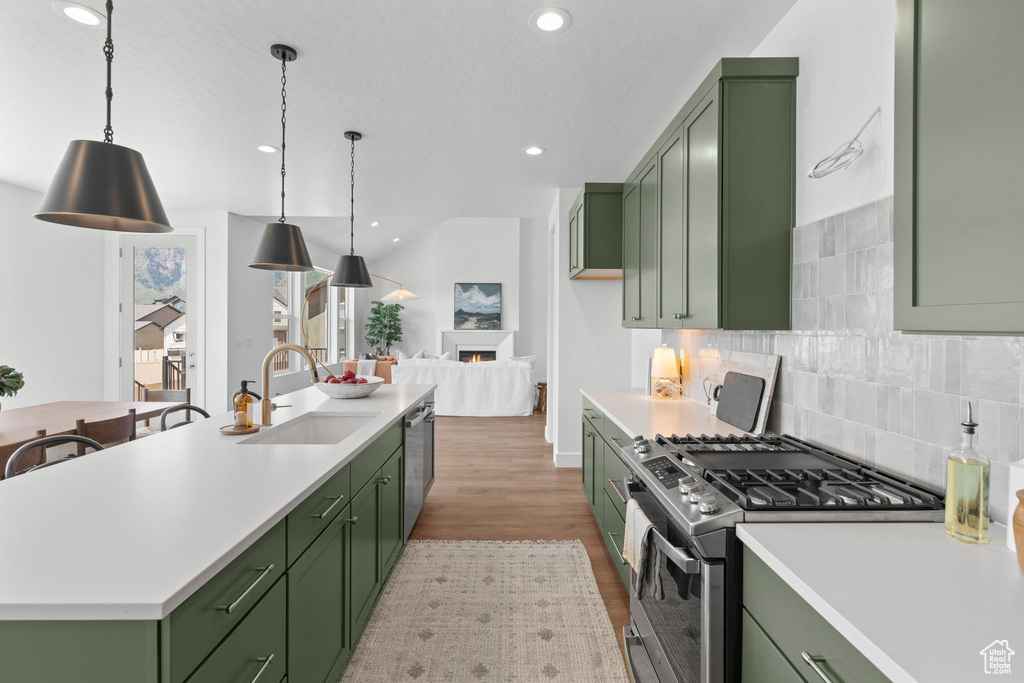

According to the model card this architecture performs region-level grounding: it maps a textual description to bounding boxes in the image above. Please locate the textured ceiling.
[0,0,795,255]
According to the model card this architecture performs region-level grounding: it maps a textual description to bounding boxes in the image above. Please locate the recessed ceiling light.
[530,8,571,33]
[254,144,279,153]
[371,221,380,227]
[523,146,546,156]
[52,2,104,27]
[393,238,400,242]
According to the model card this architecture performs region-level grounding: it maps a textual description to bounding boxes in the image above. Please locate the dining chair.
[0,429,47,479]
[142,387,191,427]
[5,435,104,479]
[159,404,211,431]
[76,409,136,456]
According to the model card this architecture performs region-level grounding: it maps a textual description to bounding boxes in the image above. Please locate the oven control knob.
[678,476,696,489]
[697,493,720,515]
[633,436,651,454]
[686,484,707,503]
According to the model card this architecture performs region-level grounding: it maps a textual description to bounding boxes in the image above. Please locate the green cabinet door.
[380,449,404,577]
[350,476,382,641]
[568,208,579,276]
[682,87,721,330]
[894,0,1024,333]
[658,125,686,328]
[582,418,596,507]
[741,610,806,683]
[622,182,641,326]
[574,203,586,276]
[638,159,659,328]
[287,511,352,683]
[601,488,630,589]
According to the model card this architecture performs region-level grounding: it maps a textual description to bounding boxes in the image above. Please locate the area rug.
[341,540,629,682]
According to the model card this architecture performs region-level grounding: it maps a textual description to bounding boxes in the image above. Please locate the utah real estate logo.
[980,640,1014,675]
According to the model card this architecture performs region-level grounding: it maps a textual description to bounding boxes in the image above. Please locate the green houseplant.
[0,365,25,411]
[364,301,404,356]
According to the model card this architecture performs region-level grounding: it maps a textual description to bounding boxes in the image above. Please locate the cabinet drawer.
[582,397,604,435]
[602,442,630,521]
[743,547,887,683]
[741,609,807,683]
[185,578,286,683]
[164,521,286,683]
[351,420,403,496]
[601,488,630,589]
[602,417,631,455]
[287,464,351,566]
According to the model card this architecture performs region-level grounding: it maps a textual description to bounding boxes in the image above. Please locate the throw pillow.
[438,352,451,360]
[396,349,410,360]
[509,354,538,369]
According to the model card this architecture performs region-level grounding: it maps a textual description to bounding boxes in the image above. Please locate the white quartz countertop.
[0,384,434,621]
[739,522,1024,683]
[580,387,746,440]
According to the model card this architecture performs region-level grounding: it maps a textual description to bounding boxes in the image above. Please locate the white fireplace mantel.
[440,330,514,360]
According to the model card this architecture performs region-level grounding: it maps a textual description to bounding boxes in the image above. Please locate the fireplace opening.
[459,350,497,363]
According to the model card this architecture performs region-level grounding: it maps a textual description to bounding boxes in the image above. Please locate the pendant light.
[330,131,373,288]
[35,0,171,233]
[249,45,313,271]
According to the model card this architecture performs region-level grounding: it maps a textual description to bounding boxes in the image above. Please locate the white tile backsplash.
[661,196,1020,523]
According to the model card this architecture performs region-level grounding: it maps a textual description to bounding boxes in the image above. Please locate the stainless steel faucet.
[260,344,320,426]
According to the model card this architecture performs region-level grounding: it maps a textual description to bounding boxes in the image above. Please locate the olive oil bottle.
[945,404,990,544]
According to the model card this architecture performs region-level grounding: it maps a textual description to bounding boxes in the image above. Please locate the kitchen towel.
[622,499,663,600]
[357,359,377,377]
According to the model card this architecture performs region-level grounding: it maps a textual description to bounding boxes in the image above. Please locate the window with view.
[272,269,354,374]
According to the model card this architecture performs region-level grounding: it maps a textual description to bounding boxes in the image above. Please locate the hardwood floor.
[410,413,631,657]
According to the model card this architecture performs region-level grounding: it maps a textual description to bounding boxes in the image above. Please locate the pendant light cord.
[349,135,356,256]
[278,58,288,223]
[103,0,114,143]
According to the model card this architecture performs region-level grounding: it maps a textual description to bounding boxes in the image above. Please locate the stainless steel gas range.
[617,433,944,683]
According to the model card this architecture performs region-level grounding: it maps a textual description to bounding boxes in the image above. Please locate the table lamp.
[651,344,681,399]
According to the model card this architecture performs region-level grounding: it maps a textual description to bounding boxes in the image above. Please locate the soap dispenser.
[234,380,255,429]
[945,403,990,544]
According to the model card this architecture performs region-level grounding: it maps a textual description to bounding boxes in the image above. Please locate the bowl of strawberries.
[315,370,385,399]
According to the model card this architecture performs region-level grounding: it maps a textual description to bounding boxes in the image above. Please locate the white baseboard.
[554,450,582,468]
[544,425,553,444]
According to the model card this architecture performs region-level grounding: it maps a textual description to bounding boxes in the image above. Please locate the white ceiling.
[1,0,795,256]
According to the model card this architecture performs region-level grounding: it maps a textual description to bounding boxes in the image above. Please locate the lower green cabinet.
[380,449,404,577]
[582,417,596,507]
[185,578,287,683]
[601,488,630,589]
[741,609,805,683]
[350,466,383,641]
[582,406,632,590]
[287,511,352,683]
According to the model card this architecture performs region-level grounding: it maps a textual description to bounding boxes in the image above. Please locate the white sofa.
[391,359,535,417]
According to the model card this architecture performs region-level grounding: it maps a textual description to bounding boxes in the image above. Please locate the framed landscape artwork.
[454,283,501,330]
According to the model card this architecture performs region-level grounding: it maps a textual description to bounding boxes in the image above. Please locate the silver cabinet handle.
[801,652,835,683]
[673,313,684,319]
[379,475,392,485]
[610,479,627,504]
[630,316,639,321]
[607,532,629,566]
[250,654,275,683]
[584,430,592,437]
[583,408,600,420]
[609,437,627,449]
[218,564,274,614]
[345,517,359,525]
[308,495,344,520]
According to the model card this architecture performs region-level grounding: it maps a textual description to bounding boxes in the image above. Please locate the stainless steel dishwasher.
[404,392,435,541]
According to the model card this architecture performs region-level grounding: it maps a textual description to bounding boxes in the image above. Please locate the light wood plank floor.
[410,413,630,657]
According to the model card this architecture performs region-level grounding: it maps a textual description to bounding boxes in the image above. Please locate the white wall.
[0,180,107,407]
[226,214,272,406]
[518,218,548,381]
[751,0,895,226]
[550,188,634,466]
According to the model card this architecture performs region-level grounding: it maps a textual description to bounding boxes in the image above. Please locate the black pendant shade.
[330,254,373,287]
[250,222,314,271]
[35,140,171,232]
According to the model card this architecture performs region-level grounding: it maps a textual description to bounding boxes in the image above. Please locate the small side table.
[536,382,547,413]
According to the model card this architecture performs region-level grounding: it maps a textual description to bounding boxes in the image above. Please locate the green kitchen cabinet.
[350,471,383,642]
[568,183,624,280]
[743,547,887,683]
[380,448,404,577]
[894,0,1024,333]
[622,181,641,326]
[602,439,630,522]
[601,488,630,589]
[624,58,797,331]
[287,511,353,683]
[582,416,597,507]
[741,609,806,683]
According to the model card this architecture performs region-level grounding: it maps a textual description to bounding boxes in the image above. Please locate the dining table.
[0,400,183,476]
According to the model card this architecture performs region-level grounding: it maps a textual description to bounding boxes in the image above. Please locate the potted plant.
[364,301,404,356]
[0,365,25,411]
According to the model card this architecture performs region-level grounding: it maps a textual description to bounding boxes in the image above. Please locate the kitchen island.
[0,383,434,682]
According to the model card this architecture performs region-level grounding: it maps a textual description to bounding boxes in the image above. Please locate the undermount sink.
[240,412,380,446]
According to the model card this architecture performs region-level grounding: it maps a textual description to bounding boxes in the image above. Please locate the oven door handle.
[622,476,702,575]
[623,625,659,683]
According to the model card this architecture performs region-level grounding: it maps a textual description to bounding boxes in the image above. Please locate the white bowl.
[314,375,385,399]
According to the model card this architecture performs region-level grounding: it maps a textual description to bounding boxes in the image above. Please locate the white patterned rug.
[341,540,629,682]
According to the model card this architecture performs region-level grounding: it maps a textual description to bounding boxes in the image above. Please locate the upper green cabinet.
[568,183,624,280]
[622,58,797,330]
[894,0,1024,333]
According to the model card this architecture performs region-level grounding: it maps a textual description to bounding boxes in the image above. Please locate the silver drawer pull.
[345,516,359,525]
[609,437,627,449]
[673,313,684,319]
[250,654,275,683]
[379,475,392,485]
[218,564,274,614]
[308,495,344,520]
[610,479,627,504]
[584,430,592,437]
[583,408,600,420]
[801,652,835,683]
[607,532,629,566]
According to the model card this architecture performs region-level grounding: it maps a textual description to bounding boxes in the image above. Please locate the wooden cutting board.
[715,372,766,433]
